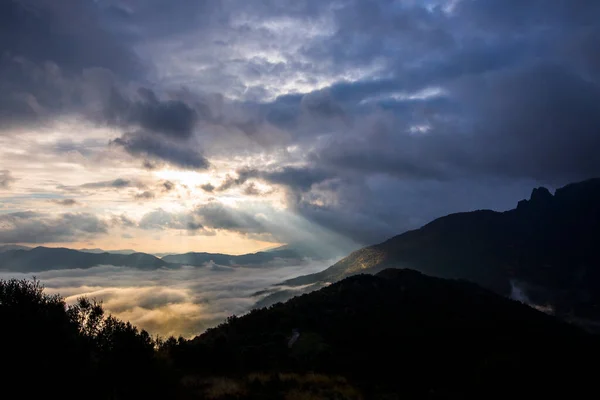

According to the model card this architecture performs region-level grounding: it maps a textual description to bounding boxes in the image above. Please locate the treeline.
[0,279,177,399]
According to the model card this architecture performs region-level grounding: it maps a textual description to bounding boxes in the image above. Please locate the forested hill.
[173,269,595,398]
[283,178,600,322]
[2,269,598,398]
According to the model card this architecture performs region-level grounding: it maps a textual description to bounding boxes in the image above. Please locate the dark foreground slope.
[3,272,597,398]
[170,269,596,398]
[284,178,600,321]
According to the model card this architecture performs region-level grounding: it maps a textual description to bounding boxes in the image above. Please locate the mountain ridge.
[281,178,600,321]
[174,267,594,397]
[0,246,171,272]
[0,244,325,272]
[162,247,311,267]
[78,248,139,255]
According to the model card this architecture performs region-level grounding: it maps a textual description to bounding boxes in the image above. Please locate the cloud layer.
[0,261,332,338]
[0,0,599,250]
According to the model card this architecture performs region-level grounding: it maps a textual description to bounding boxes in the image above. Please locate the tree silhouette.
[0,278,175,399]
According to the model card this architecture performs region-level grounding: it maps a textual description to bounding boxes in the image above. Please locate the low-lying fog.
[0,261,332,338]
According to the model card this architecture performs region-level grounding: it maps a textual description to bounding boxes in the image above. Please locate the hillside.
[0,244,31,253]
[2,268,597,398]
[0,244,327,272]
[170,269,595,398]
[282,178,600,321]
[79,248,138,255]
[0,247,171,272]
[163,247,310,267]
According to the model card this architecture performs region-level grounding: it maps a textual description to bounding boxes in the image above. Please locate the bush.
[0,278,175,399]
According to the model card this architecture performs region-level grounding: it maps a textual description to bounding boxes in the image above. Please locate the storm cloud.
[50,199,78,206]
[0,211,108,243]
[111,131,209,170]
[0,0,140,128]
[106,88,198,140]
[1,0,599,247]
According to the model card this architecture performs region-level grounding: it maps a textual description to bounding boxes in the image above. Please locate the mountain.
[163,247,310,267]
[265,241,353,260]
[5,270,596,398]
[162,241,345,267]
[78,248,138,255]
[153,252,178,258]
[0,247,171,272]
[0,244,31,253]
[172,269,595,398]
[282,178,600,322]
[0,244,332,272]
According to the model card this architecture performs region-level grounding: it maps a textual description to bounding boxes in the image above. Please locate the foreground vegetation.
[2,271,598,398]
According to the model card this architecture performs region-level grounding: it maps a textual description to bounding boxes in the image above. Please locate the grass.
[182,372,363,399]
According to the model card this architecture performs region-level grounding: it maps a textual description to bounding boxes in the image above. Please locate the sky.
[1,0,599,254]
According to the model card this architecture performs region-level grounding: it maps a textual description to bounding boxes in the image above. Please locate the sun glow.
[153,169,213,189]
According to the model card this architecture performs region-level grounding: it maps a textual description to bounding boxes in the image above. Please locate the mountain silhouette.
[78,248,138,255]
[162,246,318,267]
[174,269,595,398]
[0,245,323,272]
[0,244,31,253]
[282,178,600,323]
[0,247,170,272]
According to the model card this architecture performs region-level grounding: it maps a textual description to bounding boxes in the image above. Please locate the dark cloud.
[134,191,155,201]
[105,88,198,139]
[0,170,16,189]
[243,183,261,196]
[200,183,215,193]
[111,131,210,170]
[300,89,345,118]
[0,0,140,75]
[216,167,331,193]
[102,87,210,168]
[0,1,210,171]
[193,202,265,234]
[142,160,162,170]
[260,167,331,191]
[111,214,136,228]
[137,203,269,237]
[0,211,108,243]
[0,0,141,128]
[216,173,251,192]
[162,181,175,192]
[449,63,600,183]
[139,208,205,232]
[80,178,145,190]
[50,199,78,207]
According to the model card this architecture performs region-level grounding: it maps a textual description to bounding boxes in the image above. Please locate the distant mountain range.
[0,244,32,253]
[273,178,600,324]
[0,247,170,272]
[162,247,313,267]
[0,243,327,272]
[0,245,143,256]
[78,248,139,255]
